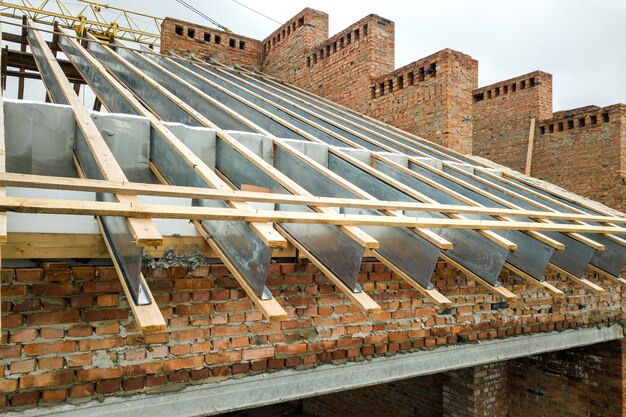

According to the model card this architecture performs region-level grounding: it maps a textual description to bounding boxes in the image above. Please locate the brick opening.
[239,41,245,50]
[512,82,517,92]
[503,85,508,94]
[355,28,360,40]
[602,112,610,123]
[549,124,554,133]
[214,35,221,44]
[539,126,545,134]
[590,115,597,125]
[578,117,586,127]
[387,79,393,93]
[175,25,183,36]
[398,75,404,89]
[379,82,384,95]
[418,67,425,81]
[520,80,526,89]
[347,33,352,44]
[203,32,210,42]
[307,56,311,67]
[558,122,564,131]
[187,28,195,38]
[495,87,500,96]
[298,16,304,27]
[332,41,337,53]
[529,77,535,87]
[364,24,368,35]
[473,92,484,102]
[229,38,236,48]
[371,86,376,99]
[567,119,574,129]
[408,72,414,85]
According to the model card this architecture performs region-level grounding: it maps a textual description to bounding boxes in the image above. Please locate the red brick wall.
[472,71,553,170]
[443,362,508,417]
[366,49,478,153]
[160,17,262,66]
[0,260,624,411]
[508,339,626,417]
[303,374,444,417]
[532,104,626,212]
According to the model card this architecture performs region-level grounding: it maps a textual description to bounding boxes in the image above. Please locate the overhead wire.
[174,0,231,32]
[231,0,281,25]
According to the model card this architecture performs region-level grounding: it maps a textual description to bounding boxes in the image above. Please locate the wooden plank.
[549,263,605,294]
[194,221,288,321]
[0,172,623,224]
[97,218,166,334]
[276,224,381,315]
[439,254,517,301]
[373,249,452,307]
[2,195,626,234]
[525,118,536,176]
[504,262,564,297]
[26,20,162,247]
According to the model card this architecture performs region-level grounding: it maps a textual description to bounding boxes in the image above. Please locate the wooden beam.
[276,224,381,315]
[4,195,625,233]
[26,20,162,247]
[549,263,605,294]
[439,253,517,301]
[1,232,296,259]
[587,265,626,286]
[525,118,536,176]
[0,172,623,224]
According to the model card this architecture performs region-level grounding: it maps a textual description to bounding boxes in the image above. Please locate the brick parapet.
[0,261,624,411]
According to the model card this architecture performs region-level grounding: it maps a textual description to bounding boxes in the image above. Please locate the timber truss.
[0,18,624,335]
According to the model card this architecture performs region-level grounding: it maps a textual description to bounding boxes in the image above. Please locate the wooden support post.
[17,16,26,99]
[525,118,536,176]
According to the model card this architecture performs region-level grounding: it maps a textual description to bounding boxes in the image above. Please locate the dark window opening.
[287,26,291,35]
[307,56,311,67]
[215,35,221,44]
[578,117,585,127]
[408,72,414,85]
[548,124,554,133]
[187,28,195,38]
[379,82,385,95]
[539,126,545,134]
[175,26,183,36]
[204,32,210,42]
[427,62,437,75]
[340,37,345,48]
[332,42,337,52]
[567,120,574,129]
[511,83,516,92]
[371,86,376,99]
[398,75,404,89]
[529,77,535,87]
[495,87,500,96]
[298,17,304,27]
[355,29,360,40]
[364,24,368,35]
[347,33,352,44]
[387,79,393,93]
[473,92,484,102]
[313,54,317,64]
[326,45,331,55]
[229,38,236,48]
[239,40,245,50]
[319,49,324,59]
[590,115,597,125]
[487,90,492,99]
[520,80,526,89]
[277,33,281,41]
[503,85,508,94]
[418,67,425,81]
[602,112,610,123]
[558,122,564,131]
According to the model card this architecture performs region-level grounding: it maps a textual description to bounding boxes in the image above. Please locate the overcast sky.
[6,0,626,110]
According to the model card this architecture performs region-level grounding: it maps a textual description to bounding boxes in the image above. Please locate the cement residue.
[142,247,211,271]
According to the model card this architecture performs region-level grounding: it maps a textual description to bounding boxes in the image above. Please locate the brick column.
[442,362,508,417]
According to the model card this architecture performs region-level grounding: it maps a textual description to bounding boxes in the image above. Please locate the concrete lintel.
[9,324,624,417]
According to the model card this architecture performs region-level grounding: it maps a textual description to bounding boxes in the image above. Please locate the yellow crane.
[0,0,163,46]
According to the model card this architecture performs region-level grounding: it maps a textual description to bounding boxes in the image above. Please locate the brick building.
[0,5,624,417]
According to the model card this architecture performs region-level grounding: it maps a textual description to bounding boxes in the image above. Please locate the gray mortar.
[142,247,213,272]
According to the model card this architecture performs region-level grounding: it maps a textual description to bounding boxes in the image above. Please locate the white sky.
[5,0,626,111]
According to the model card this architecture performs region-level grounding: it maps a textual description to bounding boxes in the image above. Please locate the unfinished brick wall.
[508,339,626,417]
[160,17,261,66]
[443,362,508,417]
[532,104,626,212]
[472,71,553,171]
[0,260,624,411]
[366,49,477,153]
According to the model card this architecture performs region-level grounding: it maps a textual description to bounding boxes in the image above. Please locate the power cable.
[231,0,282,25]
[174,0,231,32]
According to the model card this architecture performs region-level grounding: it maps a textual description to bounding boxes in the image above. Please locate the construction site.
[0,1,624,416]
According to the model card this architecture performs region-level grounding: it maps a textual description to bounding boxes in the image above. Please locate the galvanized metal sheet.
[163,122,217,170]
[328,152,509,285]
[150,126,273,297]
[3,99,76,177]
[26,29,66,104]
[216,137,365,291]
[86,39,200,126]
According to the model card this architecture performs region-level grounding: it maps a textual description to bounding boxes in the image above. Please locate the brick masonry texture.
[0,261,624,412]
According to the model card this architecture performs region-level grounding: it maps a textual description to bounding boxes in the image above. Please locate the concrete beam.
[8,324,624,417]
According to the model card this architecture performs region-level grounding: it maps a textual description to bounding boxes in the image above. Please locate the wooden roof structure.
[0,17,624,335]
